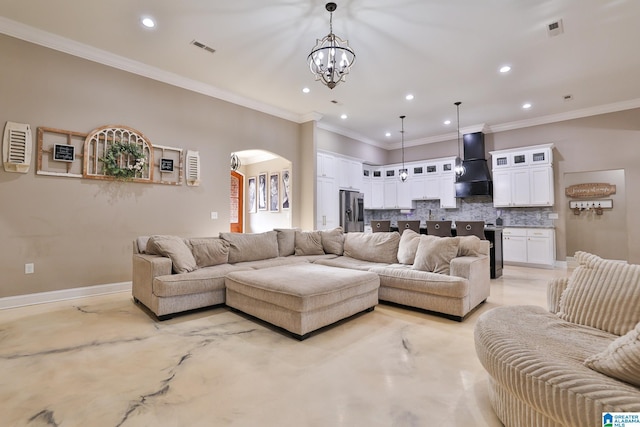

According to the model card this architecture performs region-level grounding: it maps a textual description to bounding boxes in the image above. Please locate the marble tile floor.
[0,266,569,427]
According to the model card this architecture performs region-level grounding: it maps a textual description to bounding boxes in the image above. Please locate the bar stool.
[455,220,486,240]
[426,220,452,237]
[371,220,391,232]
[397,220,421,234]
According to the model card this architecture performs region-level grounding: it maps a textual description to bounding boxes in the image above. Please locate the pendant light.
[454,101,466,177]
[307,2,356,89]
[399,115,408,182]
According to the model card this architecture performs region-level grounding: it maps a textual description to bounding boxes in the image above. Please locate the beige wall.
[317,127,387,165]
[0,35,306,297]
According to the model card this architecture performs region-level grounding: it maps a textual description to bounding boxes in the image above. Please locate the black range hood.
[455,132,493,198]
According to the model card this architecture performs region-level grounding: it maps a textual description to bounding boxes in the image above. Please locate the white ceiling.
[2,0,640,149]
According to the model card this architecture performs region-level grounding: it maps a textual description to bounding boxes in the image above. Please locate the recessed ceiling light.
[141,17,156,28]
[340,114,348,120]
[444,120,451,125]
[302,87,310,93]
[522,103,532,109]
[405,94,414,101]
[499,65,511,73]
[385,132,391,137]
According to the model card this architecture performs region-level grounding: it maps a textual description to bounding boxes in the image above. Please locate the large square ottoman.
[225,263,380,339]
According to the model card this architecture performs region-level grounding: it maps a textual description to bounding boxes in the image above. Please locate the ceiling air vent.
[191,40,216,54]
[547,19,564,37]
[3,121,32,173]
[185,150,200,186]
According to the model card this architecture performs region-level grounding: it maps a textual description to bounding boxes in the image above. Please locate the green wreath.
[100,142,147,179]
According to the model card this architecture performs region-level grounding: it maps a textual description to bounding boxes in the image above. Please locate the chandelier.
[399,115,408,182]
[454,102,466,177]
[307,2,356,89]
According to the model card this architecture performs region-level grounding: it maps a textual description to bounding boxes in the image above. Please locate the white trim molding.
[0,282,132,310]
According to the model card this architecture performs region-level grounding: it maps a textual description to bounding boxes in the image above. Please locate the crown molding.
[0,17,302,124]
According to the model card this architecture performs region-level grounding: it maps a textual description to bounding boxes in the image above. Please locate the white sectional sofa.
[132,228,490,323]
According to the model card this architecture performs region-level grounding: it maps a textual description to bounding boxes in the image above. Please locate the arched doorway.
[230,150,292,233]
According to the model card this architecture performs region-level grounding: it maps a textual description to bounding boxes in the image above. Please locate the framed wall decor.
[248,176,257,213]
[53,144,75,162]
[269,172,280,212]
[160,158,174,172]
[281,169,291,210]
[258,173,267,211]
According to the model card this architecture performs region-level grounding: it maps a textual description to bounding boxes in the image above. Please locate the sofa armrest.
[547,277,569,314]
[132,254,172,305]
[450,255,488,280]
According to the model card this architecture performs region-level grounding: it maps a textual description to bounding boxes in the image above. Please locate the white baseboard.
[0,282,132,310]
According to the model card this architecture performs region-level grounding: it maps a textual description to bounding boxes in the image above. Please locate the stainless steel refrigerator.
[339,190,365,232]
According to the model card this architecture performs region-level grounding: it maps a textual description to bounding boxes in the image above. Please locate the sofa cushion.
[585,321,640,387]
[146,235,198,274]
[275,228,298,257]
[314,256,391,271]
[153,263,246,297]
[457,235,482,257]
[412,236,460,275]
[186,237,230,268]
[397,229,421,264]
[219,231,279,263]
[295,231,325,255]
[344,232,400,264]
[558,251,640,336]
[320,227,344,255]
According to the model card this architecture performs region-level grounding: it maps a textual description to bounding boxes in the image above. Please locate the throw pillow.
[558,251,640,336]
[275,228,298,257]
[186,238,230,268]
[219,231,279,263]
[136,236,151,254]
[320,227,344,255]
[412,236,460,275]
[397,229,421,264]
[295,230,325,256]
[146,235,198,274]
[343,232,400,264]
[584,321,640,387]
[458,235,482,257]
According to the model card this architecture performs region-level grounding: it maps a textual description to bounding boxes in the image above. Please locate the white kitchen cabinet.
[439,173,457,208]
[338,158,363,191]
[383,165,412,209]
[491,144,554,207]
[370,180,384,209]
[503,227,555,267]
[502,228,528,263]
[316,176,338,230]
[317,152,336,179]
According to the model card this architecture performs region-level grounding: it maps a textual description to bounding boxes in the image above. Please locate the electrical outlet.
[536,212,541,220]
[548,212,559,219]
[210,211,218,220]
[25,263,34,274]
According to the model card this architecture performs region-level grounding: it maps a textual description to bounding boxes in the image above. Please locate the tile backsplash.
[365,197,555,227]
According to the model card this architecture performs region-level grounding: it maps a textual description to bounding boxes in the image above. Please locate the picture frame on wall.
[248,176,257,213]
[281,169,291,210]
[258,173,267,211]
[269,172,280,212]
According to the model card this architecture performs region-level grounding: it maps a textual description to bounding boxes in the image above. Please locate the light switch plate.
[210,211,218,220]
